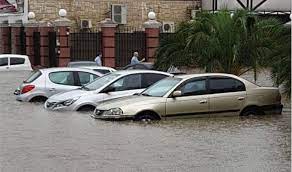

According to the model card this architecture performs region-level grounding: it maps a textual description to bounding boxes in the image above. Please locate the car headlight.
[103,108,123,116]
[62,97,80,106]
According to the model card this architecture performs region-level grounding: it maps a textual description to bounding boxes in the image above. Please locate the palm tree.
[155,10,289,80]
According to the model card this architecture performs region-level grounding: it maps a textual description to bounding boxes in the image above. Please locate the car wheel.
[134,112,160,122]
[30,96,47,103]
[77,105,95,112]
[241,107,264,116]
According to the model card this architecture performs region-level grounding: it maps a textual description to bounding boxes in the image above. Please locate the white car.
[14,67,103,102]
[81,66,116,74]
[0,54,32,71]
[45,70,173,112]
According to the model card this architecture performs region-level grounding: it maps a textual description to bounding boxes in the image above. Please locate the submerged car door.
[166,78,209,117]
[208,76,246,116]
[46,71,79,97]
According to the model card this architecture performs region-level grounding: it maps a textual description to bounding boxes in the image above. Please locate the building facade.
[28,0,201,31]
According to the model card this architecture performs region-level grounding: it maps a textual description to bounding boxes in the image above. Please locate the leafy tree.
[155,10,290,94]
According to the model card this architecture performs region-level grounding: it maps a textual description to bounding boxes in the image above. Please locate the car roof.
[0,54,29,58]
[175,73,244,80]
[38,67,103,76]
[113,69,172,76]
[81,66,116,71]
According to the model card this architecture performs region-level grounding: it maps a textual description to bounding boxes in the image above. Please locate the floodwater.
[0,71,291,172]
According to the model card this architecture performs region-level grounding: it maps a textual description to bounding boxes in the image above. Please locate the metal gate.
[48,32,57,67]
[115,28,146,67]
[70,32,102,61]
[19,27,26,55]
[33,32,40,66]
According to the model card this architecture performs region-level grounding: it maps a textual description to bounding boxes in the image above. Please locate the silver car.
[14,67,103,102]
[44,70,172,111]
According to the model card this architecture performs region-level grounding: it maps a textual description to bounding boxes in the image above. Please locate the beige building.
[28,0,201,31]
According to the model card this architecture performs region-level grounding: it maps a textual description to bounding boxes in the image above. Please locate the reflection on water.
[0,71,290,172]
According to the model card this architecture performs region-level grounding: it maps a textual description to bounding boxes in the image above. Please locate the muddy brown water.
[0,71,290,172]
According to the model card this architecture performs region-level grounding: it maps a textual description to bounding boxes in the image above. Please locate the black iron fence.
[70,32,102,61]
[115,27,146,67]
[33,32,40,66]
[48,32,57,67]
[19,27,26,55]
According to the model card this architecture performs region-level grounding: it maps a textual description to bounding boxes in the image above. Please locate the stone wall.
[28,0,200,31]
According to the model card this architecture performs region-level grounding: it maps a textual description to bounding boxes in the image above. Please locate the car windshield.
[141,77,182,97]
[84,73,121,91]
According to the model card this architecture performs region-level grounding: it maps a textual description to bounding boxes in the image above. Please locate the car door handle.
[49,88,56,92]
[237,97,245,100]
[199,100,207,104]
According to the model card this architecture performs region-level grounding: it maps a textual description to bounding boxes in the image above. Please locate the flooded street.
[0,71,290,172]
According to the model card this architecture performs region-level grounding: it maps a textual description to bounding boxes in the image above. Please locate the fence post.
[24,13,39,67]
[39,21,54,67]
[100,18,117,68]
[53,9,71,67]
[143,12,162,62]
[10,22,23,54]
[0,22,11,54]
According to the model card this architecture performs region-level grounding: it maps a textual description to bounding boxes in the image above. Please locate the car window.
[0,57,8,66]
[49,71,75,86]
[177,79,207,96]
[209,77,246,94]
[93,69,110,74]
[126,66,134,70]
[24,70,42,83]
[135,64,146,69]
[85,73,120,91]
[77,72,99,86]
[10,57,25,65]
[108,74,142,91]
[142,77,182,97]
[142,73,169,88]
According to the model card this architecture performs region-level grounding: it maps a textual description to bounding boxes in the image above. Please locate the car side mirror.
[172,90,182,97]
[102,86,115,93]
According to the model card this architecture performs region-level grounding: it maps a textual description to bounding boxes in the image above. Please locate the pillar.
[39,22,54,67]
[143,13,162,62]
[0,22,11,54]
[10,23,23,54]
[54,16,71,67]
[100,18,117,68]
[24,21,39,67]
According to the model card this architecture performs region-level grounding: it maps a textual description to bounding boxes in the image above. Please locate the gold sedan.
[92,73,283,121]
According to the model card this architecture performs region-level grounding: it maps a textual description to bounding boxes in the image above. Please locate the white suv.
[0,54,32,71]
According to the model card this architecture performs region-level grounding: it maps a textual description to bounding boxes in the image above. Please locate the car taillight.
[21,85,35,94]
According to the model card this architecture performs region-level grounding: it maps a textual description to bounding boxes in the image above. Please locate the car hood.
[49,89,95,101]
[97,95,166,110]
